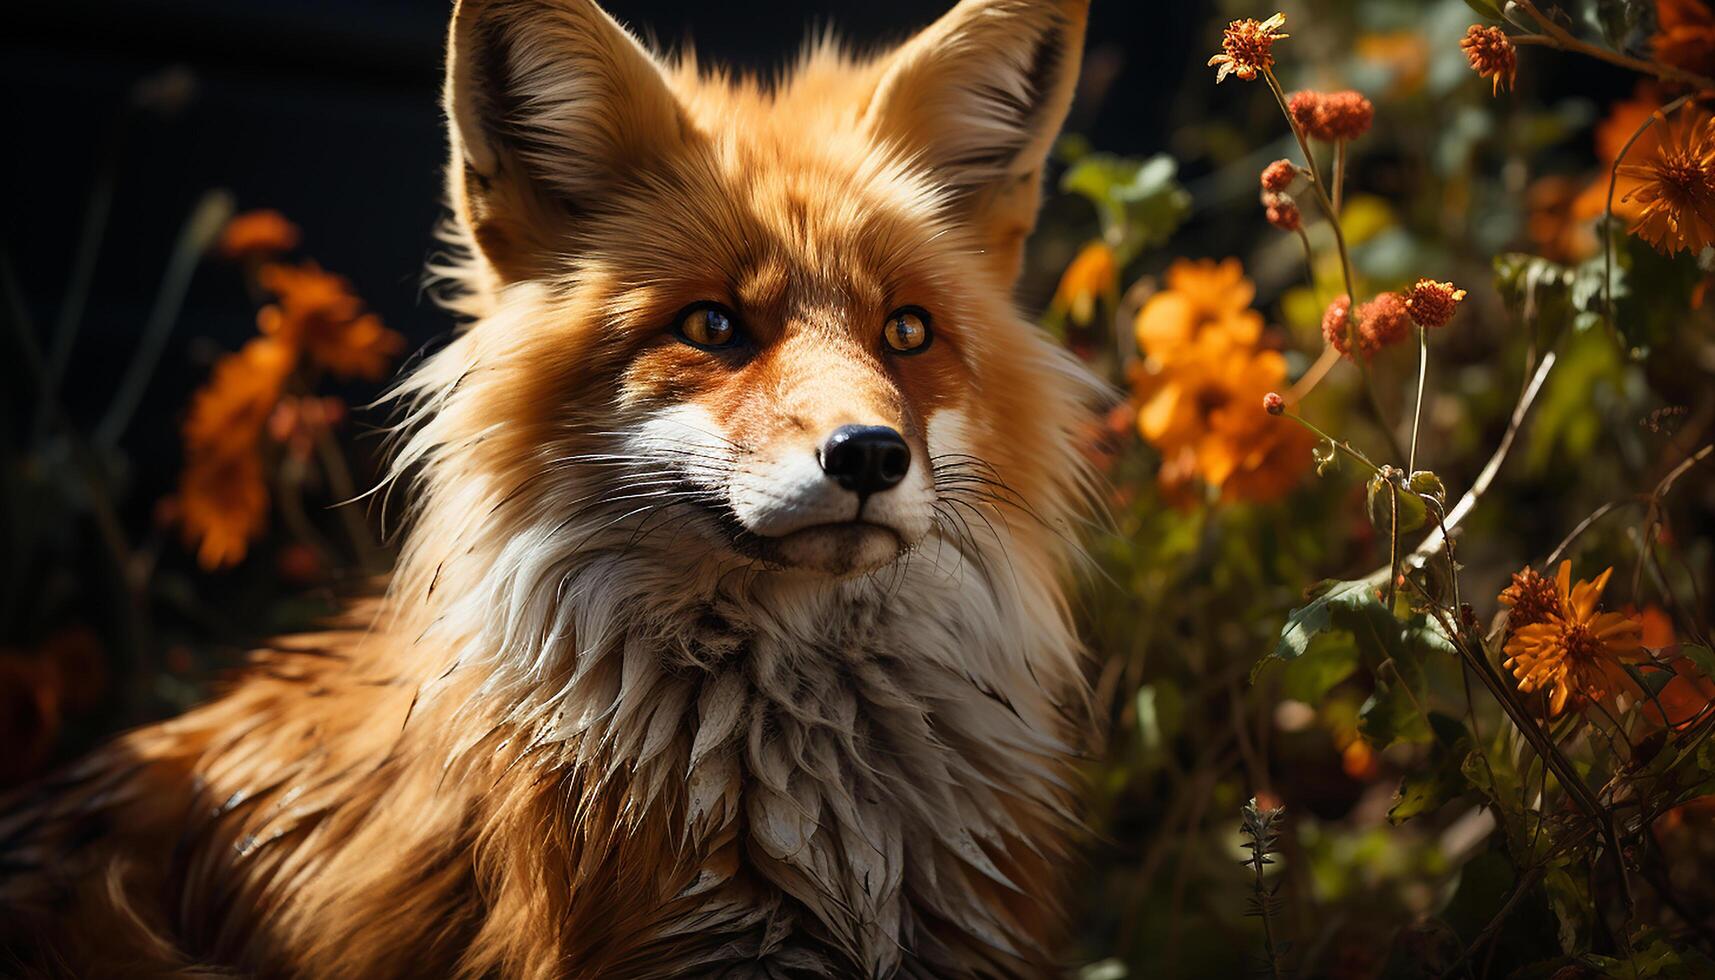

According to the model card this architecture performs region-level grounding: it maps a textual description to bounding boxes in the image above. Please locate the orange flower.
[1356,292,1411,353]
[218,209,301,261]
[257,262,404,381]
[1461,25,1518,96]
[1264,194,1302,232]
[1499,565,1562,629]
[1052,241,1119,328]
[1502,561,1646,716]
[179,449,270,570]
[1287,90,1375,142]
[1209,13,1288,84]
[1642,657,1715,730]
[1133,259,1311,504]
[1135,258,1263,358]
[1261,159,1297,193]
[1321,295,1355,358]
[1404,279,1467,329]
[1654,0,1715,79]
[1618,114,1715,255]
[183,337,295,459]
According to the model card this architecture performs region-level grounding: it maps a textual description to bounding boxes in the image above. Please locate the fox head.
[397,0,1096,617]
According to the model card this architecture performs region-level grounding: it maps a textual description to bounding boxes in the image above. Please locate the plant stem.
[1408,326,1428,473]
[96,189,233,448]
[1507,0,1715,92]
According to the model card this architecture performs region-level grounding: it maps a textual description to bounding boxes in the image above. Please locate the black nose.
[820,425,910,495]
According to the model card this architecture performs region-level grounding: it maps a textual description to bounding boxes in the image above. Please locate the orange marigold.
[1404,279,1467,329]
[1502,561,1646,716]
[1052,241,1120,328]
[1462,25,1518,96]
[1135,258,1263,358]
[1619,114,1715,255]
[182,337,295,459]
[257,262,404,381]
[1209,13,1288,84]
[218,209,301,261]
[1134,259,1311,504]
[179,449,270,571]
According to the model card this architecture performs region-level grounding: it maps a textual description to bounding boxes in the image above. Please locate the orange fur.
[2,2,1100,976]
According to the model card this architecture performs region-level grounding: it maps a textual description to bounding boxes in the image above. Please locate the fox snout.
[819,425,910,495]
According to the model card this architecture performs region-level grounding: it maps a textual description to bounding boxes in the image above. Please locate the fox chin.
[1,1,1103,976]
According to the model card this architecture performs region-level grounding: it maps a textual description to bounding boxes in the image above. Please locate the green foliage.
[1060,153,1190,266]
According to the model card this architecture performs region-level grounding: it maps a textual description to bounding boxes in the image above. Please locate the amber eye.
[675,304,739,349]
[882,307,932,355]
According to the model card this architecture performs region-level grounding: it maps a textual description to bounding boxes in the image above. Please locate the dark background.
[3,0,1206,503]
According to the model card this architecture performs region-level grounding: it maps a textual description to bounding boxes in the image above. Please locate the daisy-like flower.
[1404,279,1467,329]
[1461,25,1518,96]
[1261,159,1297,193]
[1619,115,1715,255]
[1502,561,1646,716]
[1209,13,1288,84]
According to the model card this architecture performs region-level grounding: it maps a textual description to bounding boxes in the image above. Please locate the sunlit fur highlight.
[1,1,1101,976]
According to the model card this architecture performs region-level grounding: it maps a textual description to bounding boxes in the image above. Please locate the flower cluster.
[177,211,402,569]
[1132,259,1312,504]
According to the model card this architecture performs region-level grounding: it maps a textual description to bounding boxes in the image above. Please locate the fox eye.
[882,308,932,355]
[675,304,739,350]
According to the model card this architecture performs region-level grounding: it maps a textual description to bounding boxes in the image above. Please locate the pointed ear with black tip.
[444,0,688,283]
[861,0,1089,287]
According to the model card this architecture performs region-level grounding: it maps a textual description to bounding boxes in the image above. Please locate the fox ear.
[444,0,686,282]
[862,0,1089,285]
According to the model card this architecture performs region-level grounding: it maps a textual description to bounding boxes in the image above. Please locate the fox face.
[408,0,1096,590]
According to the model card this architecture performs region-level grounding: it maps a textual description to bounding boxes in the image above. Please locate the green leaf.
[1060,153,1190,264]
[1269,579,1379,664]
[1367,471,1429,535]
[1388,715,1472,824]
[1278,633,1360,702]
[1463,0,1505,20]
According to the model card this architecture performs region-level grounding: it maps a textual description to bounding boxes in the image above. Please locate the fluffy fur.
[0,1,1100,976]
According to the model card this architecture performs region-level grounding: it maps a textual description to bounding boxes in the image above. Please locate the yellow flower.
[1619,114,1715,256]
[1502,561,1646,716]
[1209,13,1288,84]
[1052,241,1119,328]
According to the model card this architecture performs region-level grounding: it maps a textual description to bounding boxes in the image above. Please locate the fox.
[0,0,1101,976]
